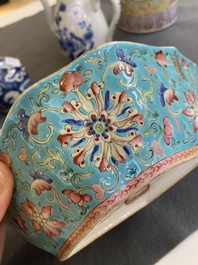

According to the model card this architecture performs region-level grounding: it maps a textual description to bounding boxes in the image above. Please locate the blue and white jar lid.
[0,56,30,111]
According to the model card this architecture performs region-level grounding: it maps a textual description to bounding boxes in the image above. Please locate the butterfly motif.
[116,49,137,68]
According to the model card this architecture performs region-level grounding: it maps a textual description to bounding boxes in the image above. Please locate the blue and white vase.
[40,0,121,60]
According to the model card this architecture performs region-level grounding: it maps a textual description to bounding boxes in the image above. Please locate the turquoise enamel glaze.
[1,41,198,260]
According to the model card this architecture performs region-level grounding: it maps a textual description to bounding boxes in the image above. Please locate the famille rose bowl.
[1,41,198,261]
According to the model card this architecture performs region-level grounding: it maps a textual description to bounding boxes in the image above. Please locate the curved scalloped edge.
[57,145,198,261]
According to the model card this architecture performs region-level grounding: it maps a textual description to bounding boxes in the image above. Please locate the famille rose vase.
[119,0,179,33]
[1,41,198,261]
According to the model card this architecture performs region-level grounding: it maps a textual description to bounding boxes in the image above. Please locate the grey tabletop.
[1,1,198,264]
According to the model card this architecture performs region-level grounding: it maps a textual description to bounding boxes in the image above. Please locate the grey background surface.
[1,1,198,264]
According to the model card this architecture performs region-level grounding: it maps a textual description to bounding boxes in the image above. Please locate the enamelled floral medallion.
[1,42,198,259]
[57,72,144,172]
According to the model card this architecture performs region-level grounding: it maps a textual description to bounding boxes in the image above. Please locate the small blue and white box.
[0,56,30,111]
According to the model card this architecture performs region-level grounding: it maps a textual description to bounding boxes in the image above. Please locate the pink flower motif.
[155,50,168,67]
[59,71,83,93]
[144,65,157,75]
[193,116,198,132]
[18,109,47,142]
[184,90,197,107]
[113,62,134,76]
[27,110,47,135]
[62,189,92,206]
[158,82,178,107]
[181,58,188,70]
[57,81,144,172]
[152,140,164,157]
[21,198,65,239]
[91,184,105,200]
[17,215,27,232]
[31,179,52,196]
[18,147,27,162]
[113,49,137,76]
[0,152,11,166]
[163,117,173,145]
[29,169,53,196]
[182,107,194,117]
[165,89,178,105]
[182,90,198,132]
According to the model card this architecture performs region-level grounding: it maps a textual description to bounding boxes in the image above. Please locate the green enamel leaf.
[29,97,40,108]
[86,57,106,68]
[78,172,93,178]
[46,147,54,157]
[38,158,56,169]
[86,58,102,64]
[147,110,160,120]
[73,171,93,179]
[38,82,50,97]
[53,149,65,164]
[153,110,160,119]
[51,88,59,94]
[31,149,39,161]
[83,78,90,83]
[83,70,92,76]
[140,84,154,103]
[144,127,152,136]
[63,165,73,177]
[6,147,10,154]
[76,65,82,72]
[142,77,154,84]
[104,51,108,62]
